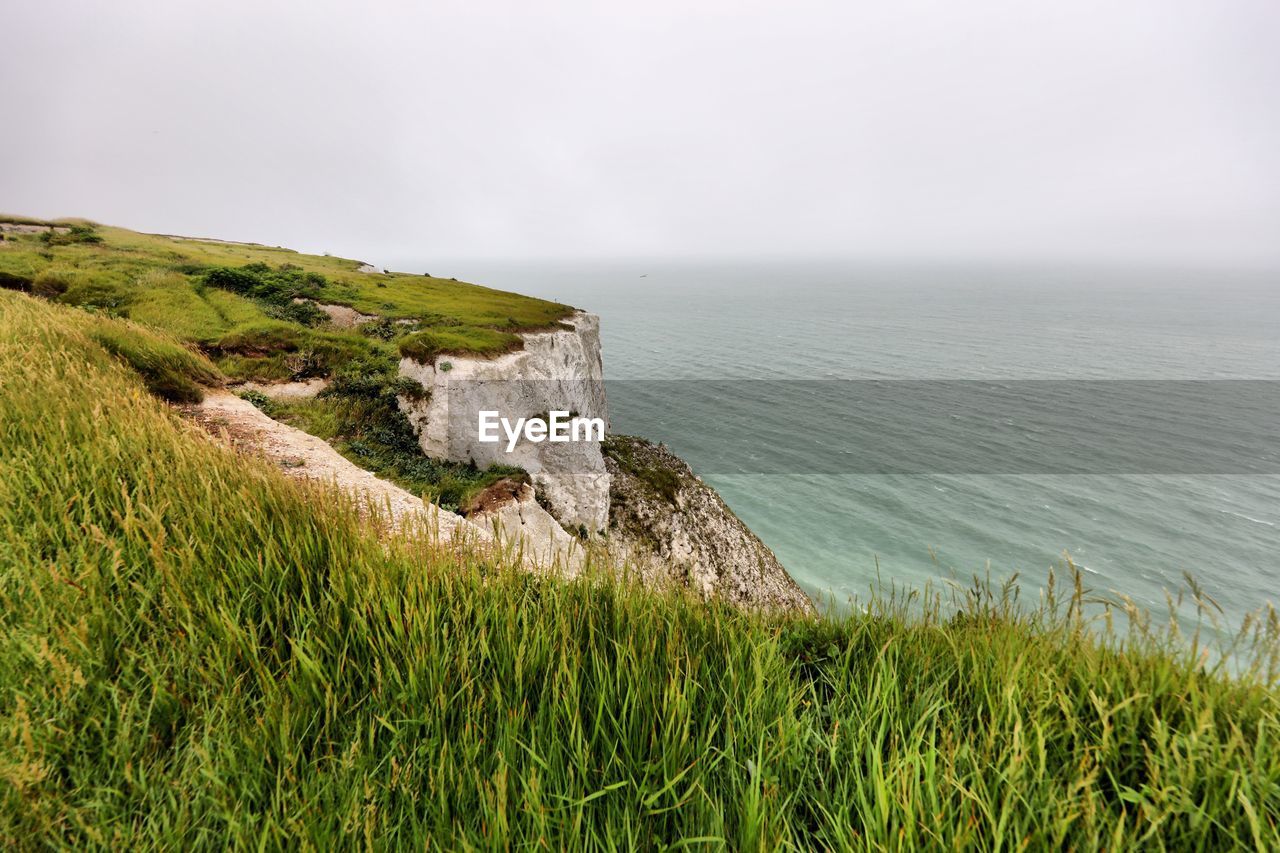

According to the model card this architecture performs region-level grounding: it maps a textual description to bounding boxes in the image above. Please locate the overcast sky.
[3,1,1278,268]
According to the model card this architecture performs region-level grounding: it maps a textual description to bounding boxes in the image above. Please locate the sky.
[3,0,1279,268]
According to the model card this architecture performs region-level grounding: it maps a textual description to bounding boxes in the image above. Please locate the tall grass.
[1,292,1278,849]
[86,316,222,403]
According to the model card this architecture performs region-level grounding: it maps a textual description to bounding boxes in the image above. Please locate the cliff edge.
[604,435,814,613]
[397,312,611,533]
[395,310,812,612]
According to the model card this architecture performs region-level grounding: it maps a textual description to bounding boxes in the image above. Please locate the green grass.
[0,213,59,227]
[0,214,569,498]
[86,317,222,403]
[2,291,1278,848]
[209,321,383,382]
[0,216,575,369]
[398,325,524,364]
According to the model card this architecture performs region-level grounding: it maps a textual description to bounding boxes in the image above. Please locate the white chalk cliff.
[397,312,611,533]
[395,309,812,612]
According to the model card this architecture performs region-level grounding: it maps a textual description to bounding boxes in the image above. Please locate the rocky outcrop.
[603,435,813,613]
[466,479,585,573]
[397,312,610,533]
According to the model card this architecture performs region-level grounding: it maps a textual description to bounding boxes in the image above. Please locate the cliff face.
[397,311,812,612]
[603,436,814,613]
[397,312,611,532]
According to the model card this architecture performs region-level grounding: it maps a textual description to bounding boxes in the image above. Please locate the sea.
[429,259,1280,630]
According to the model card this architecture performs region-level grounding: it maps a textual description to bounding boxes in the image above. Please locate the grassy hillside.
[0,215,573,380]
[2,291,1278,848]
[0,215,565,510]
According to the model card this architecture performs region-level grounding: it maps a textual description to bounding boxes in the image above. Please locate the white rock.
[397,312,611,532]
[470,482,585,575]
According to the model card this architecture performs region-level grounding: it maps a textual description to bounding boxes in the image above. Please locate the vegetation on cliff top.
[3,290,1278,848]
[0,215,573,377]
[397,325,524,364]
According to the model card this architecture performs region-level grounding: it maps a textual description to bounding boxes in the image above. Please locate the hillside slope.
[0,216,569,512]
[1,290,1277,848]
[0,216,813,610]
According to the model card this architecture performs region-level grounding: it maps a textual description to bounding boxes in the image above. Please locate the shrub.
[204,263,327,305]
[389,375,429,402]
[39,223,103,245]
[283,349,327,380]
[262,299,328,327]
[237,388,280,417]
[204,266,264,296]
[360,317,410,340]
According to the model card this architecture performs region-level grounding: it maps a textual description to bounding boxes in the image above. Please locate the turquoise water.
[439,260,1280,624]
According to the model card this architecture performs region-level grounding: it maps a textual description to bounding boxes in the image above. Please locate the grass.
[0,212,562,511]
[86,317,222,403]
[210,321,383,382]
[0,213,572,504]
[0,213,59,227]
[0,216,575,372]
[2,291,1278,848]
[397,325,524,364]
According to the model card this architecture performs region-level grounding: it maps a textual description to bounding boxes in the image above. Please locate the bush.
[360,317,413,341]
[204,263,327,305]
[204,266,264,296]
[237,388,280,417]
[262,298,328,327]
[39,224,103,246]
